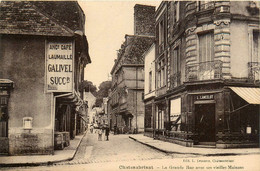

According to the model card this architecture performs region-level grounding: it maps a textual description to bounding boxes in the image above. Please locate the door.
[195,103,216,144]
[0,99,9,154]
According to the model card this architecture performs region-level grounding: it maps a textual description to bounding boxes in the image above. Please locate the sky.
[78,1,161,87]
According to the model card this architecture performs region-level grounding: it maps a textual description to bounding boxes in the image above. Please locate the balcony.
[169,72,181,89]
[248,62,260,81]
[186,60,223,82]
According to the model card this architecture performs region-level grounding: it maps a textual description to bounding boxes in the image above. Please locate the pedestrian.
[98,128,102,141]
[90,125,93,134]
[114,124,117,135]
[105,126,110,141]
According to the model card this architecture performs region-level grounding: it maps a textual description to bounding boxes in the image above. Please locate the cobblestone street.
[55,131,180,165]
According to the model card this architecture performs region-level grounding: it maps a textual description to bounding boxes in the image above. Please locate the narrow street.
[57,131,174,165]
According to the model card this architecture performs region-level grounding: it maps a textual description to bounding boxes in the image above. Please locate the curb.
[0,131,87,167]
[129,136,260,157]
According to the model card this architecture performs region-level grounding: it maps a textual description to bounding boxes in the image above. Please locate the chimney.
[134,4,156,36]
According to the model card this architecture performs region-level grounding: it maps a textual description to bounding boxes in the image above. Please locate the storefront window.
[170,98,181,131]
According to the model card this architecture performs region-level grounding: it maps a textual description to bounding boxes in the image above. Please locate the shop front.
[215,87,260,148]
[185,85,259,148]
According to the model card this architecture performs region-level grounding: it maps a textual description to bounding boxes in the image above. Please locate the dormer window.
[247,1,259,15]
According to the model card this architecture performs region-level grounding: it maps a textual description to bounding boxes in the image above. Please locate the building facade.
[108,4,155,134]
[0,1,91,155]
[144,1,260,148]
[143,44,156,136]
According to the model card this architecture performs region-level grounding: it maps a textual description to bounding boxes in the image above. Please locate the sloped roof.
[0,1,81,36]
[111,35,155,74]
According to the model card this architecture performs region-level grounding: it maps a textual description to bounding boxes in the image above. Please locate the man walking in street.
[105,126,110,141]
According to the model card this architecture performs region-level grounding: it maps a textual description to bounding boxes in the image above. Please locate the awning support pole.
[229,103,250,114]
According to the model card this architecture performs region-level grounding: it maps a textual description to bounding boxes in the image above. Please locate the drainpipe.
[136,67,138,133]
[51,92,73,154]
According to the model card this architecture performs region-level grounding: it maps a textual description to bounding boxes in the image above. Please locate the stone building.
[0,1,91,155]
[108,4,155,134]
[144,1,259,148]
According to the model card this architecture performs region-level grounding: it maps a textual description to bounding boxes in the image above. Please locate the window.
[156,106,164,129]
[253,31,260,62]
[173,1,180,24]
[158,14,166,54]
[171,46,181,87]
[199,32,214,63]
[0,97,7,105]
[145,105,152,128]
[149,71,152,92]
[159,20,164,46]
[157,59,166,88]
[0,106,8,137]
[170,98,181,131]
[173,46,181,74]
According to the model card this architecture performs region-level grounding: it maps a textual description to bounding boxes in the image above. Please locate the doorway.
[195,103,216,145]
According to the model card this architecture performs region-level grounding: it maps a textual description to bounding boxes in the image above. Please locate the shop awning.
[229,87,260,104]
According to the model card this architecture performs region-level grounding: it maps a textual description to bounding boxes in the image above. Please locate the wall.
[230,21,249,78]
[124,67,144,89]
[0,35,52,155]
[230,1,260,17]
[127,89,144,132]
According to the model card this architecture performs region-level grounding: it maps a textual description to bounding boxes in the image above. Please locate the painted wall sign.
[196,94,214,100]
[46,41,74,92]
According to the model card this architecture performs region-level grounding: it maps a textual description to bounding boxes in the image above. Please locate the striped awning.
[229,87,260,104]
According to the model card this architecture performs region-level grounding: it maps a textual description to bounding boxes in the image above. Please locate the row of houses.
[108,1,260,148]
[0,1,91,155]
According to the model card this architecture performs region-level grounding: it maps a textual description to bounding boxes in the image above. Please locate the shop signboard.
[46,41,74,92]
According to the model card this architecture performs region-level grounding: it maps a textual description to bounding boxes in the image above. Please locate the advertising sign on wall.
[46,41,74,92]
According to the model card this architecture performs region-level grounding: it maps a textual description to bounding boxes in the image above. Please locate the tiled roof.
[111,35,155,74]
[31,1,85,32]
[0,1,76,36]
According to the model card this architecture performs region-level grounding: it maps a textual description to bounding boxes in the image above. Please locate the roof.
[111,35,155,74]
[229,87,260,104]
[0,1,84,36]
[0,1,91,63]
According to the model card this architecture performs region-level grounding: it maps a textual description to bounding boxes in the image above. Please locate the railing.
[198,1,215,11]
[186,60,223,81]
[170,72,181,89]
[248,62,260,80]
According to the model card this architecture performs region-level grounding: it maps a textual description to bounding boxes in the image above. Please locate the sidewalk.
[129,134,260,156]
[0,132,86,167]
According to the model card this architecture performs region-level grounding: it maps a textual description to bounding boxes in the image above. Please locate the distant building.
[144,1,260,148]
[0,1,91,155]
[108,4,155,134]
[83,91,96,124]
